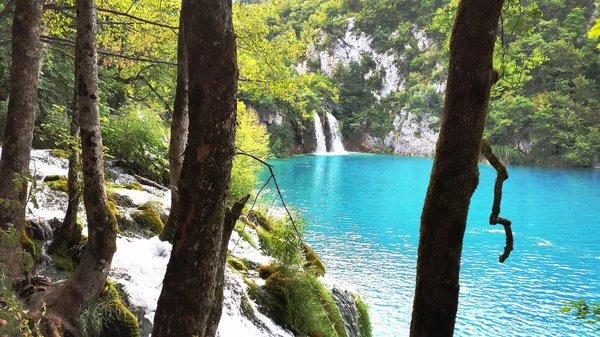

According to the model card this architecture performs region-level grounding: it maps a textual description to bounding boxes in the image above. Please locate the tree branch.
[235,150,305,248]
[40,35,177,66]
[43,4,178,31]
[481,137,513,263]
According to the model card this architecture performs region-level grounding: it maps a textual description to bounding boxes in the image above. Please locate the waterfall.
[326,112,346,154]
[313,112,327,154]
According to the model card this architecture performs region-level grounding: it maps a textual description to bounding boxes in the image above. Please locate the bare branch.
[235,150,305,248]
[481,137,513,263]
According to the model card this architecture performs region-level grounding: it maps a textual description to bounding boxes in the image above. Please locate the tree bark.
[409,1,504,337]
[151,0,246,336]
[50,89,81,254]
[0,0,43,229]
[161,16,189,243]
[45,0,117,320]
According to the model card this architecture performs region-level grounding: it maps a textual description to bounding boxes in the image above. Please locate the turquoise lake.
[260,153,600,337]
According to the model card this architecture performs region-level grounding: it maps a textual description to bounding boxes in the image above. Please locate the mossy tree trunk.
[161,15,189,243]
[0,0,43,230]
[45,0,117,320]
[409,1,504,337]
[151,0,247,335]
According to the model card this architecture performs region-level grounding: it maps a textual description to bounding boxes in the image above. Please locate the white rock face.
[383,111,439,157]
[315,18,403,97]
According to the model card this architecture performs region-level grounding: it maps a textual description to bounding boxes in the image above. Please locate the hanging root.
[481,137,513,263]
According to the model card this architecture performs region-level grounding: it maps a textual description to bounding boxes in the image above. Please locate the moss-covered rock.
[247,210,274,232]
[131,208,163,236]
[227,257,248,272]
[234,221,257,248]
[240,292,256,320]
[54,255,75,272]
[43,175,68,193]
[352,293,372,337]
[19,230,37,258]
[112,193,136,208]
[258,264,275,279]
[303,243,326,277]
[75,281,140,337]
[256,272,347,337]
[123,182,143,191]
[49,221,85,271]
[138,202,168,224]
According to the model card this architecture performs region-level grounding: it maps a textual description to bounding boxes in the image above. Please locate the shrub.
[101,104,169,183]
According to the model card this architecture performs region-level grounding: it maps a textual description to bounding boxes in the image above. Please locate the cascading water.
[326,112,347,154]
[313,112,327,154]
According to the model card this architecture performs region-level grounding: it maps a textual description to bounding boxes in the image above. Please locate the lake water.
[260,153,600,337]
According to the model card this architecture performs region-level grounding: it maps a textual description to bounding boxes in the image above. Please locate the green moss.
[247,210,274,232]
[49,221,85,271]
[123,182,143,191]
[75,281,140,337]
[240,292,256,319]
[131,208,164,235]
[240,215,260,232]
[257,229,274,254]
[352,293,372,337]
[19,230,36,258]
[138,202,168,223]
[43,175,68,193]
[240,257,260,270]
[234,221,257,248]
[258,264,275,279]
[54,255,74,272]
[257,272,346,337]
[303,243,326,277]
[318,282,347,337]
[227,257,248,272]
[242,275,258,299]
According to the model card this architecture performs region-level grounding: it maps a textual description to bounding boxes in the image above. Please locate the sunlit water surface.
[260,153,600,337]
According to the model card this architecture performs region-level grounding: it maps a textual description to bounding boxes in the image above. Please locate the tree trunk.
[160,16,189,243]
[50,89,81,254]
[409,1,504,337]
[0,0,43,229]
[151,0,246,336]
[45,0,117,320]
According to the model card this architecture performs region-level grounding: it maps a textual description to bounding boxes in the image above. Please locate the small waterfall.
[326,113,346,154]
[314,112,327,154]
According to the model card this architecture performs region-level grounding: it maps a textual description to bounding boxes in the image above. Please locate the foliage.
[268,123,296,158]
[230,102,271,204]
[0,269,43,336]
[562,300,600,326]
[101,104,169,183]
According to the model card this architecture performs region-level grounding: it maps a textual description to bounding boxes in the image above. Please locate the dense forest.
[0,0,599,336]
[2,0,600,169]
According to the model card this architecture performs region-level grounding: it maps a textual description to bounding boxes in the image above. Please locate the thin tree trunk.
[151,0,247,335]
[45,0,117,320]
[161,16,189,243]
[409,1,504,337]
[0,0,43,230]
[50,88,81,254]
